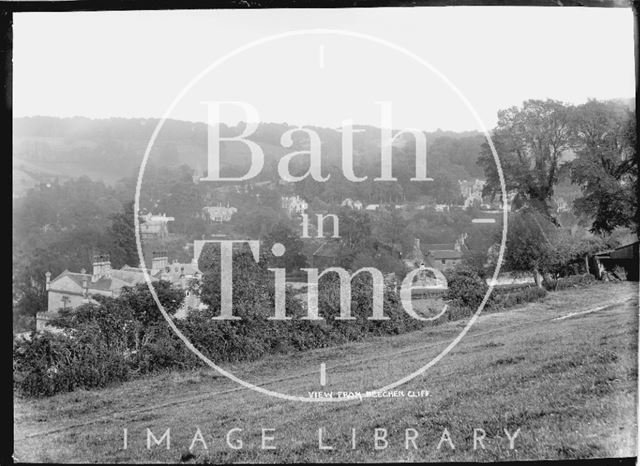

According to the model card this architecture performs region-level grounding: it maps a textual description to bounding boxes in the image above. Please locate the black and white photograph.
[9,2,639,463]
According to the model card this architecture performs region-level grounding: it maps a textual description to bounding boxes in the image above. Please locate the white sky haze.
[13,7,636,132]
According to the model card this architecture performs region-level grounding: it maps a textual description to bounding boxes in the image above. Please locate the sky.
[13,7,636,132]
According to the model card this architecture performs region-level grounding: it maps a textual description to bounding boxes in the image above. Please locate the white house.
[139,212,175,239]
[458,179,486,208]
[341,198,363,210]
[281,195,308,216]
[204,204,237,222]
[40,251,206,331]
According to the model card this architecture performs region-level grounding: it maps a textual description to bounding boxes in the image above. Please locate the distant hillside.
[13,116,487,196]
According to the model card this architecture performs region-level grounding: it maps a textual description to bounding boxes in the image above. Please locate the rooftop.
[424,243,456,252]
[427,250,463,260]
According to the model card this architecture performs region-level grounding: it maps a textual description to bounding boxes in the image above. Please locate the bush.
[130,325,199,375]
[443,266,490,310]
[13,331,129,397]
[492,286,548,308]
[318,273,426,338]
[442,303,476,322]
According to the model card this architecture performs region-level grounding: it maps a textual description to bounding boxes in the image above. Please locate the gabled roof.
[595,240,639,260]
[423,243,456,253]
[424,255,438,268]
[157,262,200,282]
[427,250,463,260]
[111,268,159,283]
[51,271,86,288]
[50,267,160,294]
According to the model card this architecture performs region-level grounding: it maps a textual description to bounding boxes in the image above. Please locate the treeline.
[15,115,485,203]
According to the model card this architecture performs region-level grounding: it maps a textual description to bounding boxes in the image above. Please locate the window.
[441,259,446,264]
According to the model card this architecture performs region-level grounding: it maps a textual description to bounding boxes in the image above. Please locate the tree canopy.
[569,100,637,234]
[478,99,572,220]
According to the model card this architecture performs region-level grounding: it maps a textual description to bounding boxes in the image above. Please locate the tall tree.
[478,99,572,220]
[262,221,307,271]
[500,209,556,287]
[338,208,372,251]
[109,201,138,268]
[569,100,637,234]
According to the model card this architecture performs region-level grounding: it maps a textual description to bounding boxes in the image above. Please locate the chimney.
[455,233,467,252]
[151,251,169,274]
[45,271,51,291]
[92,254,111,282]
[80,269,88,299]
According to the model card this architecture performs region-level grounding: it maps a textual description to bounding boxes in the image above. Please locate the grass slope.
[14,282,638,463]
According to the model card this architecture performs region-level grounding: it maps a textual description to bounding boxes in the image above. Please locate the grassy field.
[14,281,638,463]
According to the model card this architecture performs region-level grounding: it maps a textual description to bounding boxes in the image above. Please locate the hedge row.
[14,276,426,397]
[13,332,130,397]
[15,269,589,398]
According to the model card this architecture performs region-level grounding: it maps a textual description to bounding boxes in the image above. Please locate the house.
[425,248,463,270]
[152,255,203,318]
[39,251,204,331]
[402,238,448,289]
[422,236,467,270]
[39,254,160,331]
[146,253,201,288]
[365,204,380,211]
[554,197,570,213]
[341,198,363,210]
[458,179,486,208]
[139,212,174,239]
[282,195,308,217]
[204,204,237,223]
[487,191,516,212]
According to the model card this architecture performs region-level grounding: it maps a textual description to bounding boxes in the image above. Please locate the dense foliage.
[479,98,637,232]
[443,265,491,309]
[569,100,637,234]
